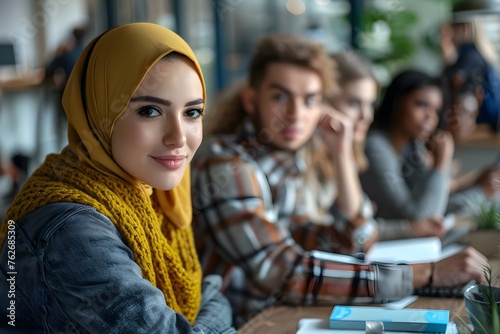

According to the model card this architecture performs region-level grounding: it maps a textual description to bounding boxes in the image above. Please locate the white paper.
[312,236,462,266]
[443,214,456,231]
[296,318,458,334]
[439,243,465,261]
[382,295,419,309]
[311,250,366,265]
[366,237,442,264]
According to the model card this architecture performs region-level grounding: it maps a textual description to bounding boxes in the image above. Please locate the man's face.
[245,63,323,151]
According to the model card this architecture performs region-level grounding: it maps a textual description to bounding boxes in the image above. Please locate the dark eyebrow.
[269,83,322,97]
[130,96,171,106]
[185,98,204,107]
[130,96,204,107]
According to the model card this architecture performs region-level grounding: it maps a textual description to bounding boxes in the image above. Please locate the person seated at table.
[441,79,500,214]
[0,22,235,334]
[327,52,445,240]
[442,79,481,144]
[191,34,488,327]
[440,18,500,132]
[360,70,454,220]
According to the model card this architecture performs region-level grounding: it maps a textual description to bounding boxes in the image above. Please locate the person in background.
[360,70,454,220]
[44,24,89,143]
[443,80,481,144]
[191,34,488,327]
[441,79,500,214]
[0,23,235,333]
[327,52,445,240]
[440,18,500,131]
[0,152,30,221]
[45,24,89,90]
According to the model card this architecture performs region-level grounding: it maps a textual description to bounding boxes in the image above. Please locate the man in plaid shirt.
[191,34,488,327]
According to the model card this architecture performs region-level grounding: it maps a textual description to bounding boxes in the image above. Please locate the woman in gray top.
[360,70,454,220]
[329,56,446,240]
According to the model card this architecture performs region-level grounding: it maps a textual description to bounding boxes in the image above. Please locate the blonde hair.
[470,18,498,65]
[327,52,378,172]
[451,17,498,65]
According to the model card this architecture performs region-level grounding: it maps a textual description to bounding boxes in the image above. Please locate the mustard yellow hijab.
[64,22,205,229]
[1,23,205,323]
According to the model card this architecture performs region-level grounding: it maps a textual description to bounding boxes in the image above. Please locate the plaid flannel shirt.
[191,122,413,326]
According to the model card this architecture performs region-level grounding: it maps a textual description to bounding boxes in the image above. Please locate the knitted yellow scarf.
[1,148,202,323]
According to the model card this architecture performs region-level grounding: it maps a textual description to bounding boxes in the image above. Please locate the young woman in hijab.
[0,23,235,334]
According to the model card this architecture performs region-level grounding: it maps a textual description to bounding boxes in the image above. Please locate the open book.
[366,237,465,264]
[311,237,469,298]
[311,237,464,265]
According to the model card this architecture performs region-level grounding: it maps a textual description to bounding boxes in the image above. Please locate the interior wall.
[0,0,88,161]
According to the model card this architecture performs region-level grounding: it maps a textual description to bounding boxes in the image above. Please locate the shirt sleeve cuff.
[372,263,414,302]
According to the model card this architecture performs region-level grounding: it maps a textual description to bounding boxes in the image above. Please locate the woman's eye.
[348,99,361,108]
[273,93,288,103]
[185,108,204,119]
[137,106,161,118]
[305,96,318,106]
[415,100,428,108]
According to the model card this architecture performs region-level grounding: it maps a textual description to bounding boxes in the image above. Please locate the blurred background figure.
[441,76,500,214]
[0,152,29,220]
[45,24,89,88]
[441,78,481,143]
[360,70,453,221]
[327,52,446,241]
[43,23,89,144]
[440,17,500,132]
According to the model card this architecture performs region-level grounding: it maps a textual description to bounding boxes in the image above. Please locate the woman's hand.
[475,166,500,198]
[427,130,454,172]
[410,217,446,238]
[433,247,488,287]
[319,105,362,220]
[412,247,488,288]
[318,105,354,155]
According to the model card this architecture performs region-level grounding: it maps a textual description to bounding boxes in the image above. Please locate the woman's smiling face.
[111,56,204,190]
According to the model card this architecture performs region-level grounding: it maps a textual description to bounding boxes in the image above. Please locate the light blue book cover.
[297,318,458,334]
[329,306,449,333]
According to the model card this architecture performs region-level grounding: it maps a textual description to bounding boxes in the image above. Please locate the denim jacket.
[0,202,235,334]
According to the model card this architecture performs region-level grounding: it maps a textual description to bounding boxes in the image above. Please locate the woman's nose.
[360,105,373,123]
[163,117,186,148]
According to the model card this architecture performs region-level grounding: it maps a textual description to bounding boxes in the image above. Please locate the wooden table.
[238,259,500,334]
[455,125,500,149]
[453,126,500,173]
[237,300,465,333]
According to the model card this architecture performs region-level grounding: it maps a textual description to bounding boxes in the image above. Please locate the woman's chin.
[417,130,433,141]
[147,178,183,191]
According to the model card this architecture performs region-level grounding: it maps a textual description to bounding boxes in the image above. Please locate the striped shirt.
[191,122,413,327]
